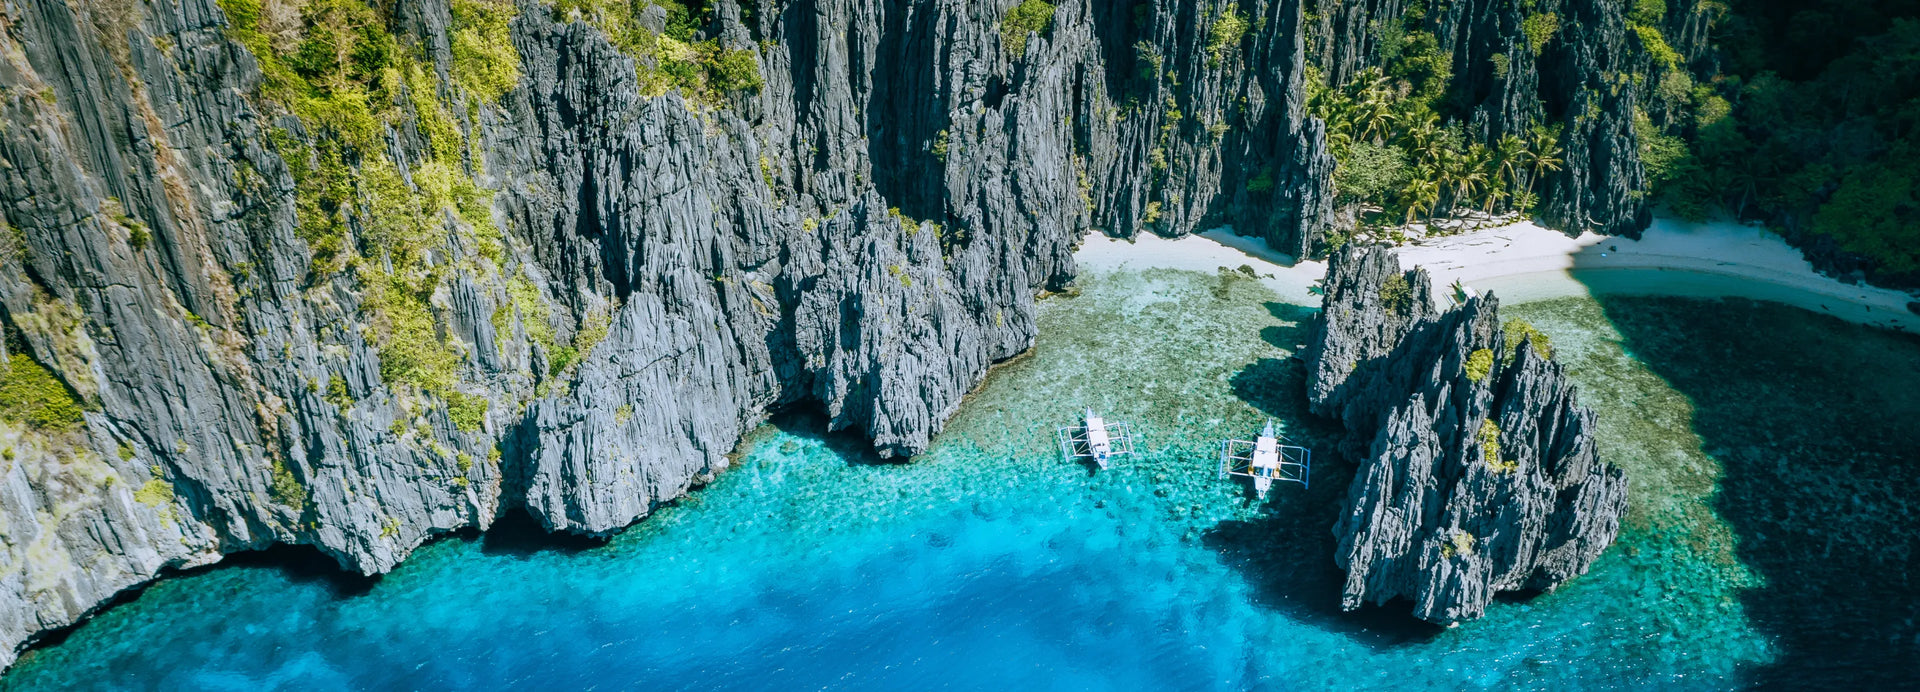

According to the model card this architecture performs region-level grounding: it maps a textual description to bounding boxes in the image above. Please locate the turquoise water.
[7,269,1918,689]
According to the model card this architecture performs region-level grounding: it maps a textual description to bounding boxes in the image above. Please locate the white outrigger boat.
[1219,420,1310,499]
[1057,408,1136,469]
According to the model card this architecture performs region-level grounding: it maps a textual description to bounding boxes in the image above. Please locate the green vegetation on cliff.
[1503,318,1552,361]
[1378,272,1413,314]
[133,478,175,508]
[1206,8,1249,67]
[1305,0,1577,241]
[1310,64,1565,234]
[1478,418,1516,472]
[1648,1,1920,285]
[269,457,308,511]
[219,0,513,419]
[552,0,763,103]
[0,352,84,431]
[1465,347,1493,382]
[1001,0,1055,60]
[451,0,522,103]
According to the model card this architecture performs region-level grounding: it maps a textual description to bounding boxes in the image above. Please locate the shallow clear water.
[7,269,1918,690]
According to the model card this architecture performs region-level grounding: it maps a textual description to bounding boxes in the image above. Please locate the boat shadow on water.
[1205,301,1448,650]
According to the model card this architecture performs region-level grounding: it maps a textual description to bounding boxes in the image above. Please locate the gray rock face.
[0,0,1322,666]
[0,0,1649,667]
[1304,245,1627,625]
[1535,0,1651,237]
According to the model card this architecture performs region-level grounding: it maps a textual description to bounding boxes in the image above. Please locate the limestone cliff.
[1304,245,1627,624]
[0,0,1647,666]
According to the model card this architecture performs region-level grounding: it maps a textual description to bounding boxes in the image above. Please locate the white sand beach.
[1074,217,1920,332]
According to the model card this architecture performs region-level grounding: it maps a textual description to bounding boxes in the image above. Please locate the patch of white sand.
[1072,217,1919,332]
[1073,228,1326,305]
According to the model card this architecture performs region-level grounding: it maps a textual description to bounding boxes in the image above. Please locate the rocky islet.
[1304,245,1627,624]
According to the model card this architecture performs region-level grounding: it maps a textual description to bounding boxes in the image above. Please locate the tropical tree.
[1354,94,1395,144]
[1325,127,1353,157]
[1432,145,1486,220]
[1461,143,1492,203]
[1403,172,1442,225]
[1482,183,1510,214]
[1352,66,1393,97]
[1726,154,1786,218]
[1310,85,1355,132]
[1350,68,1397,144]
[1492,134,1527,200]
[1399,110,1444,167]
[1519,125,1564,207]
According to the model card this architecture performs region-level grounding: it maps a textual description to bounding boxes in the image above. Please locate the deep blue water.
[8,270,1918,690]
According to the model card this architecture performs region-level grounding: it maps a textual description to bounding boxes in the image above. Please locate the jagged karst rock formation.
[0,0,1650,667]
[1304,245,1627,625]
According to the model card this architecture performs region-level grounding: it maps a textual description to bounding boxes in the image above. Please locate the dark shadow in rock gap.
[762,404,897,466]
[15,543,380,656]
[862,0,946,223]
[1567,247,1920,687]
[1488,588,1551,611]
[1086,0,1149,100]
[478,509,609,559]
[222,542,382,599]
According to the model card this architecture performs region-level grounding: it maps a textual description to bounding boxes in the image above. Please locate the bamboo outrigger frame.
[1219,420,1310,499]
[1057,408,1135,470]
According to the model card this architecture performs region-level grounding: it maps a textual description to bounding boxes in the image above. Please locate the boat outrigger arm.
[1057,408,1136,469]
[1219,420,1310,499]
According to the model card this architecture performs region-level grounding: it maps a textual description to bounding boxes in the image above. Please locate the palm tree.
[1430,147,1460,212]
[1345,68,1396,143]
[1312,90,1358,152]
[1455,142,1498,214]
[1351,67,1392,96]
[1324,127,1353,158]
[1402,172,1441,226]
[1519,126,1564,208]
[1354,96,1395,144]
[1492,134,1526,201]
[1482,185,1510,214]
[1399,111,1443,167]
[1726,153,1784,218]
[1434,146,1486,221]
[1462,142,1492,199]
[1670,165,1727,221]
[1311,86,1353,128]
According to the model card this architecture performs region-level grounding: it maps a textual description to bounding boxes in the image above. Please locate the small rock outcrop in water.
[1304,246,1628,625]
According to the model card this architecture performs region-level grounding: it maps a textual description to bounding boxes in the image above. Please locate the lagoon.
[6,267,1916,689]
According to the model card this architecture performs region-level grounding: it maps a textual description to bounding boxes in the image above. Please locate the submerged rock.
[1304,246,1627,625]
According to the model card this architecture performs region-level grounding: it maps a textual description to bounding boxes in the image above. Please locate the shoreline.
[1074,217,1920,332]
